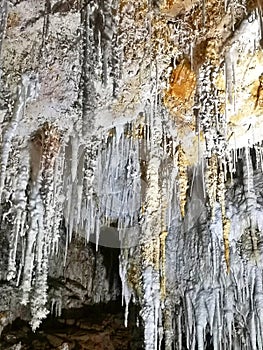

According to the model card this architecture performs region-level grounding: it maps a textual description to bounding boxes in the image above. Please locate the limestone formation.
[1,0,263,349]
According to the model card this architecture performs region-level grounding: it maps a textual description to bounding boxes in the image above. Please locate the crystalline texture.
[1,1,263,349]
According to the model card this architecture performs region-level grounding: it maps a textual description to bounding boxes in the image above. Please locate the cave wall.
[1,0,263,349]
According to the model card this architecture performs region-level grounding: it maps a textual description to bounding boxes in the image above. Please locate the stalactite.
[1,1,263,348]
[0,74,39,200]
[7,149,30,281]
[19,122,62,330]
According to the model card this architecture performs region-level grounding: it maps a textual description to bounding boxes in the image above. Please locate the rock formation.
[1,0,263,349]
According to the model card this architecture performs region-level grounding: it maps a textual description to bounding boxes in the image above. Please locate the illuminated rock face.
[1,0,263,349]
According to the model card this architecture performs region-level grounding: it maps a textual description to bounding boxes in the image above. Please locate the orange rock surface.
[163,59,196,125]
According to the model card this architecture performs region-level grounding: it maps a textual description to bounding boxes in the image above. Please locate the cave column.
[140,105,163,350]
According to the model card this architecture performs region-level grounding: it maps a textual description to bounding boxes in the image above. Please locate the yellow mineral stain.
[7,12,20,29]
[153,237,160,270]
[255,73,263,109]
[141,237,160,270]
[176,144,189,218]
[229,83,262,126]
[217,161,230,273]
[214,72,226,92]
[127,262,142,299]
[30,122,61,181]
[228,51,263,128]
[205,39,220,65]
